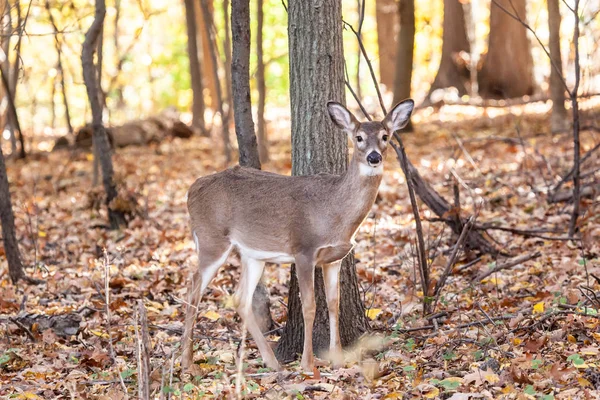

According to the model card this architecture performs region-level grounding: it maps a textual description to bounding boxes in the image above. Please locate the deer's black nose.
[367,151,382,165]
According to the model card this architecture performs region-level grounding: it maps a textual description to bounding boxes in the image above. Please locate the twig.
[103,250,129,396]
[551,142,600,197]
[433,214,477,307]
[398,315,515,334]
[9,317,36,341]
[568,0,581,237]
[135,300,150,400]
[391,136,430,314]
[475,252,541,281]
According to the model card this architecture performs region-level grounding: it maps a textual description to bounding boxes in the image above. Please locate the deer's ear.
[383,99,414,133]
[327,102,359,134]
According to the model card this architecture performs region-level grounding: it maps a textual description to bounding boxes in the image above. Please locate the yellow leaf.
[38,230,47,238]
[513,338,523,345]
[533,302,544,314]
[89,329,109,339]
[18,393,40,399]
[366,308,382,320]
[567,334,577,343]
[423,387,440,398]
[383,394,402,399]
[86,153,94,161]
[203,310,221,321]
[578,377,592,387]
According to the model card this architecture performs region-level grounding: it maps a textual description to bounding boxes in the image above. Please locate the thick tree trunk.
[184,0,206,134]
[547,0,568,132]
[277,0,368,362]
[82,0,126,229]
[478,0,534,99]
[231,0,260,169]
[256,0,269,163]
[375,0,398,90]
[392,0,415,131]
[428,0,470,97]
[0,145,25,283]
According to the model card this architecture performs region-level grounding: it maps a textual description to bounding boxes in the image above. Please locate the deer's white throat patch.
[359,163,383,176]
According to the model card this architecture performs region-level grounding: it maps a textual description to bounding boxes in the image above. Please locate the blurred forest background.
[1,0,600,398]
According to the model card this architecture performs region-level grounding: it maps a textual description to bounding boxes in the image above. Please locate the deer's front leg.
[322,260,343,368]
[295,253,316,373]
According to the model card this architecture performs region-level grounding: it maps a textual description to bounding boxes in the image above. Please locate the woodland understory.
[1,101,600,399]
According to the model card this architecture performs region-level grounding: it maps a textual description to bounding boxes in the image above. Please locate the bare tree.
[547,0,568,132]
[231,0,260,168]
[392,0,414,131]
[478,0,534,98]
[256,0,269,163]
[45,0,73,135]
[82,0,126,229]
[184,0,207,133]
[0,145,25,283]
[277,0,368,362]
[375,0,398,89]
[200,0,232,162]
[427,0,470,98]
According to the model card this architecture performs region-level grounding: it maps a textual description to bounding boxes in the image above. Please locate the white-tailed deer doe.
[181,99,414,372]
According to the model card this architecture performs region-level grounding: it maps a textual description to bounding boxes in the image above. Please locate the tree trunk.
[428,0,470,98]
[197,0,219,110]
[82,0,126,229]
[200,0,232,162]
[276,0,368,362]
[547,0,568,132]
[46,0,73,135]
[392,0,415,131]
[223,0,233,122]
[375,0,398,90]
[478,0,534,99]
[0,145,25,283]
[256,0,269,163]
[184,0,206,134]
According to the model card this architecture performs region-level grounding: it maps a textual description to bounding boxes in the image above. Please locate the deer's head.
[327,99,414,175]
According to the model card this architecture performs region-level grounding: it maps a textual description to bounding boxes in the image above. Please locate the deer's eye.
[382,135,389,141]
[356,136,363,142]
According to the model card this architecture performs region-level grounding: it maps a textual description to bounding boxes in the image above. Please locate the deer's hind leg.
[234,255,281,371]
[181,233,232,370]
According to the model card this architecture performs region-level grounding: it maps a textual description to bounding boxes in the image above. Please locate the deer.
[181,99,415,373]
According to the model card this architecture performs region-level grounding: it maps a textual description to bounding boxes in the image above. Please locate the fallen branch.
[548,183,599,203]
[135,300,150,400]
[475,252,542,282]
[550,142,600,198]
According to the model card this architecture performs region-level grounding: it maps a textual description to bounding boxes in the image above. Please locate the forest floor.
[1,100,600,399]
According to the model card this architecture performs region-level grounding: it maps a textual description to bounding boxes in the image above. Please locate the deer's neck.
[334,156,383,232]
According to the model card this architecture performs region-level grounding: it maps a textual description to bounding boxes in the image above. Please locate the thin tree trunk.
[428,0,470,98]
[478,0,534,98]
[197,0,219,109]
[223,0,233,121]
[200,0,231,162]
[568,0,581,237]
[256,0,269,163]
[355,0,364,99]
[0,145,25,283]
[392,0,415,131]
[277,0,368,362]
[231,0,259,168]
[375,0,398,89]
[0,67,24,159]
[547,0,568,133]
[184,0,207,133]
[46,0,73,135]
[82,0,126,229]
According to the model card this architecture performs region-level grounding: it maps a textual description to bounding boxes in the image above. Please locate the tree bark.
[392,0,415,131]
[276,0,368,362]
[82,0,126,229]
[547,0,568,132]
[375,0,398,89]
[478,0,534,99]
[184,0,206,134]
[197,0,219,110]
[256,0,269,163]
[428,0,470,97]
[200,0,231,162]
[46,0,73,135]
[0,145,25,283]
